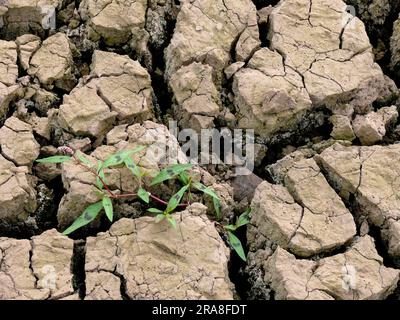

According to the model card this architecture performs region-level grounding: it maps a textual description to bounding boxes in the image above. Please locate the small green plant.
[147,164,222,227]
[37,146,147,234]
[223,208,251,262]
[36,147,250,261]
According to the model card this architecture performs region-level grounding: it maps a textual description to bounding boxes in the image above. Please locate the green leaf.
[96,161,107,190]
[36,156,71,164]
[224,224,237,232]
[155,214,166,223]
[150,164,193,186]
[228,231,246,262]
[192,181,221,218]
[167,215,177,229]
[166,184,189,214]
[102,197,113,222]
[213,197,221,220]
[138,188,150,203]
[63,201,103,235]
[178,172,190,185]
[96,170,106,190]
[148,208,163,214]
[101,146,145,170]
[193,181,219,199]
[236,208,251,229]
[124,156,141,178]
[75,151,93,167]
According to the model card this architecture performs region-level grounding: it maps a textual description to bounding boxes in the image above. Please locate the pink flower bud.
[57,146,75,156]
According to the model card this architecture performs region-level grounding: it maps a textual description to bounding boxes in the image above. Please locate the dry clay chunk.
[58,50,154,138]
[233,0,388,139]
[316,143,400,261]
[165,0,259,79]
[0,229,75,300]
[79,0,148,46]
[249,158,356,257]
[0,40,19,120]
[85,204,234,300]
[265,236,399,300]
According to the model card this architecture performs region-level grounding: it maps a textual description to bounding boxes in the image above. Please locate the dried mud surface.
[1,0,400,300]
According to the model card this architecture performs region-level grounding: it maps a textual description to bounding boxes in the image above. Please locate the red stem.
[150,194,168,205]
[73,155,188,208]
[73,155,115,197]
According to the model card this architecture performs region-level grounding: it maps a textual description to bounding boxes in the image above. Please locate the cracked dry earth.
[2,0,400,301]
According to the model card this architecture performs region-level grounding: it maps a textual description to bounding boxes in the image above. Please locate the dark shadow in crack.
[252,0,280,10]
[72,239,86,299]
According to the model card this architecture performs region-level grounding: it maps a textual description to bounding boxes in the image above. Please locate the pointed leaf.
[96,171,106,190]
[178,172,190,185]
[155,214,166,223]
[224,224,237,232]
[102,197,113,222]
[166,184,189,213]
[96,161,107,190]
[101,146,145,169]
[228,231,246,262]
[148,208,163,214]
[236,208,251,229]
[150,164,193,186]
[75,151,94,167]
[138,188,150,203]
[167,215,177,229]
[63,201,103,235]
[213,197,221,220]
[193,181,219,199]
[193,181,221,218]
[124,156,141,178]
[36,156,71,164]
